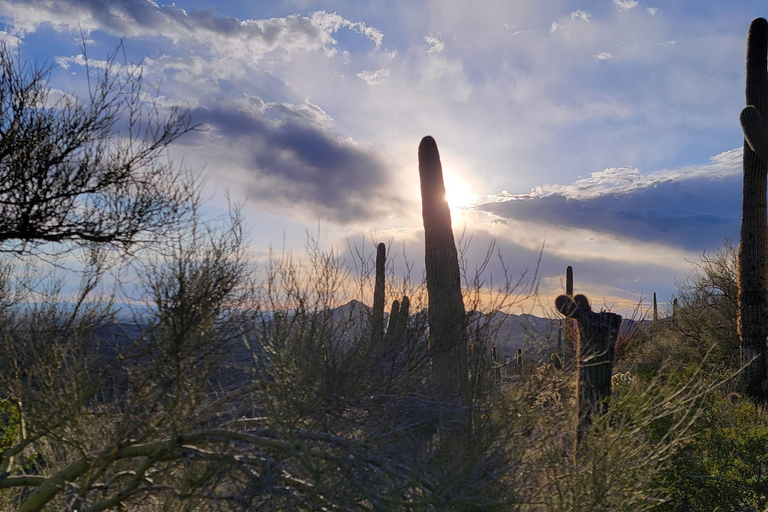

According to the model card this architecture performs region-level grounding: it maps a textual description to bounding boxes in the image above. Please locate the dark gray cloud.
[189,103,403,223]
[473,172,741,252]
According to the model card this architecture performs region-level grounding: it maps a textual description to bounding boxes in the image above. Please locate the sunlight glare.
[442,167,478,211]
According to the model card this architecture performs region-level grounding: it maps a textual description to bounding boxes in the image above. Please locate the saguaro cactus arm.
[741,105,768,163]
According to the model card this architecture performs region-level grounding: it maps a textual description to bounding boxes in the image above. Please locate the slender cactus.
[564,266,576,365]
[491,345,501,383]
[418,135,469,406]
[653,292,658,322]
[739,17,768,400]
[383,296,410,348]
[556,293,622,454]
[371,242,386,345]
[369,242,411,378]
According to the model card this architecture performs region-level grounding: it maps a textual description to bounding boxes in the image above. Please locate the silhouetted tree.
[0,42,195,256]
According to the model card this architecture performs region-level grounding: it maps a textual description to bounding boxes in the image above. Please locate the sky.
[0,0,762,317]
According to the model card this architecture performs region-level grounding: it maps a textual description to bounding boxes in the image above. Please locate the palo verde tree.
[0,41,195,256]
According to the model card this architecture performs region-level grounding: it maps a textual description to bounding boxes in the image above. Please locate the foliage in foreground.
[0,229,763,511]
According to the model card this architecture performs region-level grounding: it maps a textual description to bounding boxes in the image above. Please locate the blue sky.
[0,0,761,316]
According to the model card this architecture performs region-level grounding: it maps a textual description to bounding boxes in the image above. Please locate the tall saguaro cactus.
[369,242,410,374]
[564,266,576,364]
[556,293,622,453]
[739,17,768,400]
[371,242,386,345]
[418,136,469,406]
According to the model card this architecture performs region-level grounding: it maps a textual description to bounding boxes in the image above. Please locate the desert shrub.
[653,395,768,512]
[505,351,725,512]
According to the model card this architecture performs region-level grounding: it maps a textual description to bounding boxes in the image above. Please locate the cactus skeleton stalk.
[556,293,622,454]
[491,345,502,383]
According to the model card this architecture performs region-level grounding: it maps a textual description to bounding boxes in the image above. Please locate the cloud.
[187,98,403,223]
[0,1,383,61]
[647,7,658,15]
[594,51,612,60]
[425,33,445,55]
[471,148,742,252]
[613,0,639,11]
[550,22,561,33]
[570,10,592,22]
[357,68,389,85]
[0,30,20,47]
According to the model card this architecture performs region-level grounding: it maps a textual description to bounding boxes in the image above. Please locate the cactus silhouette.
[738,17,768,400]
[418,136,469,407]
[556,293,622,453]
[369,242,410,374]
[653,292,658,322]
[371,242,386,345]
[383,296,410,348]
[741,105,768,161]
[563,266,576,365]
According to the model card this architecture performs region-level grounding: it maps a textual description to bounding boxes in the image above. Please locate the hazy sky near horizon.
[0,0,761,315]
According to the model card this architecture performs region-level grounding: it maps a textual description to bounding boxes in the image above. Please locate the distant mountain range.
[91,300,638,368]
[327,299,562,363]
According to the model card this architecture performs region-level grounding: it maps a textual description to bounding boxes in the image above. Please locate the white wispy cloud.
[571,10,592,22]
[488,148,741,201]
[357,68,389,85]
[594,51,612,60]
[647,7,658,15]
[550,22,561,33]
[0,1,383,63]
[0,30,20,47]
[613,0,639,11]
[425,33,445,55]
